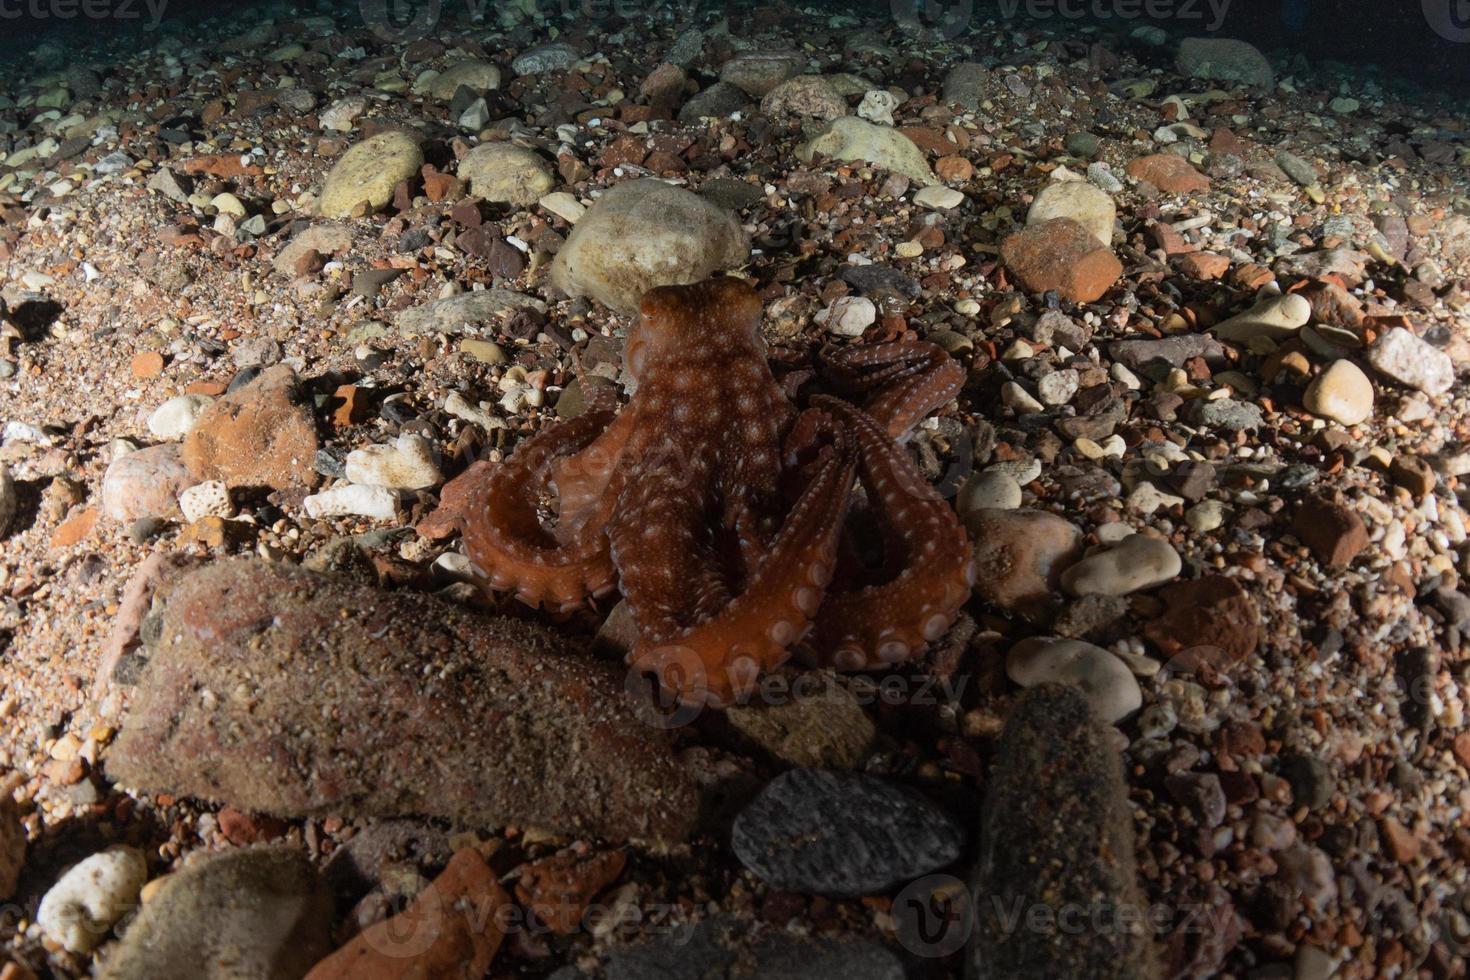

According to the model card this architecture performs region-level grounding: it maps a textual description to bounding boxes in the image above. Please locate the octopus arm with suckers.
[462,276,974,707]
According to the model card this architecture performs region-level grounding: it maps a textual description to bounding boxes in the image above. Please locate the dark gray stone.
[970,685,1159,980]
[732,769,963,896]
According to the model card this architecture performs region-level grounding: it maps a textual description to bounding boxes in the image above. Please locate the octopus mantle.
[463,277,974,707]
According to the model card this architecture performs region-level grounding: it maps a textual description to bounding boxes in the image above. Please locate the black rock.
[1279,753,1335,810]
[731,769,963,896]
[841,264,922,299]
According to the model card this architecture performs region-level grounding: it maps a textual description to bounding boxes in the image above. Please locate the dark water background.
[0,0,1467,98]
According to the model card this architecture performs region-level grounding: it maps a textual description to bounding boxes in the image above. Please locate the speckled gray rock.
[731,769,963,896]
[1176,37,1274,89]
[512,42,579,75]
[97,847,333,980]
[1366,327,1454,395]
[970,685,1159,979]
[107,559,697,844]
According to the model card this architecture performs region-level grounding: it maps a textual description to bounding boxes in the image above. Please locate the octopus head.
[625,276,763,381]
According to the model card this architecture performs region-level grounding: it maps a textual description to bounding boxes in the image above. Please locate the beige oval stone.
[1304,359,1373,426]
[457,142,554,206]
[319,131,424,218]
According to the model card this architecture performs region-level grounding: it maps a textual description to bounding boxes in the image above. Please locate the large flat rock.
[107,559,696,844]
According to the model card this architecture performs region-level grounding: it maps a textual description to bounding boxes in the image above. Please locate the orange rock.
[934,155,973,182]
[177,154,265,178]
[50,506,98,549]
[184,380,229,397]
[304,849,510,980]
[182,365,320,490]
[331,384,371,427]
[130,351,166,378]
[514,849,626,934]
[1175,252,1230,280]
[1379,817,1420,864]
[1125,154,1211,194]
[1000,218,1122,304]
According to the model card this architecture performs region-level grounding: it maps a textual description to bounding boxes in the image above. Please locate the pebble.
[146,394,214,440]
[1176,36,1275,88]
[1275,149,1319,188]
[1303,359,1374,426]
[549,179,749,315]
[1000,218,1122,303]
[797,117,936,185]
[425,59,502,100]
[1293,496,1369,568]
[396,288,546,334]
[956,470,1022,516]
[0,466,15,538]
[1037,369,1080,406]
[912,185,964,210]
[96,848,333,980]
[817,295,876,336]
[0,794,21,900]
[457,142,555,206]
[1005,638,1143,723]
[1062,534,1181,597]
[318,131,424,218]
[725,676,875,769]
[318,96,365,132]
[1366,326,1454,395]
[512,42,580,76]
[1186,499,1228,532]
[108,559,697,844]
[761,75,848,120]
[303,484,398,520]
[306,849,508,980]
[538,191,585,223]
[1125,154,1211,194]
[177,480,232,523]
[1214,293,1311,342]
[718,50,807,96]
[182,366,320,491]
[37,846,148,953]
[731,769,963,895]
[856,88,898,125]
[968,508,1083,616]
[345,433,443,490]
[1026,179,1115,246]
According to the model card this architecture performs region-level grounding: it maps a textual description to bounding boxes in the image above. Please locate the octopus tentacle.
[463,409,624,613]
[624,436,856,708]
[822,340,965,439]
[803,396,974,672]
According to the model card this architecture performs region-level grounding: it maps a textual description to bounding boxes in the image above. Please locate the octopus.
[462,276,974,707]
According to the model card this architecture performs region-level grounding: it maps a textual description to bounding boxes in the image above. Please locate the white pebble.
[345,433,443,490]
[817,295,877,337]
[303,484,398,521]
[1006,637,1142,723]
[37,846,148,953]
[177,480,233,523]
[146,394,214,440]
[1062,534,1181,596]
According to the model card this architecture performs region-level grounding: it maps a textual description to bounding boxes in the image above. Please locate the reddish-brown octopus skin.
[463,276,971,707]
